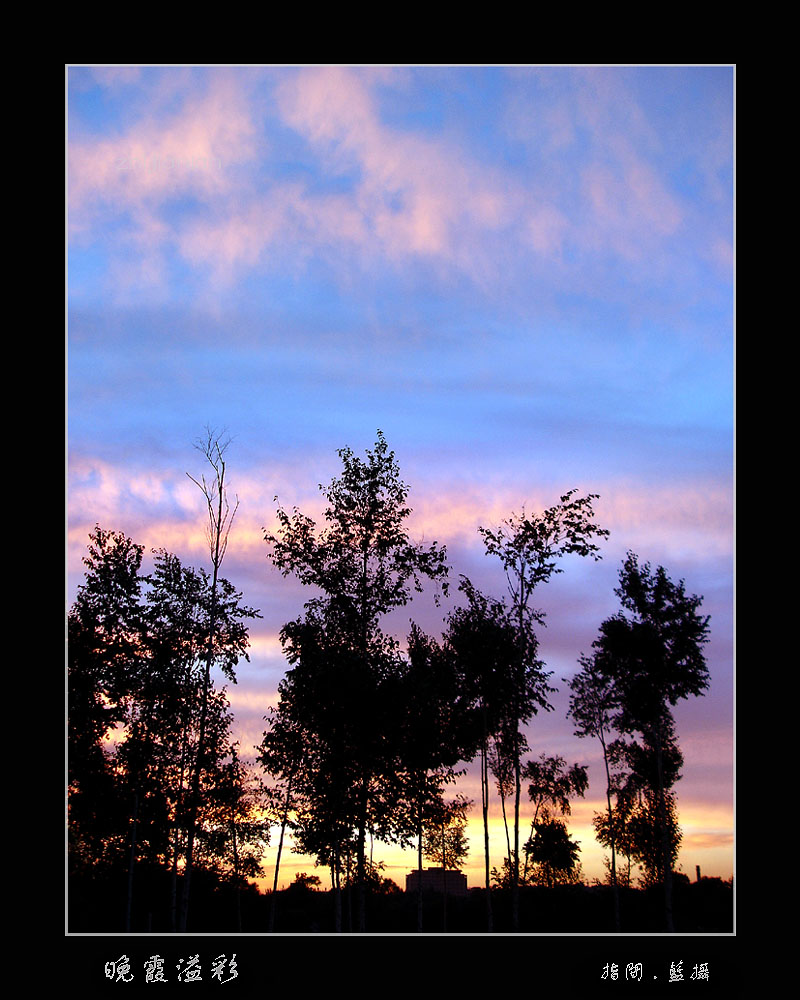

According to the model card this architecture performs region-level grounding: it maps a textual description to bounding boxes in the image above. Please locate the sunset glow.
[68,65,734,913]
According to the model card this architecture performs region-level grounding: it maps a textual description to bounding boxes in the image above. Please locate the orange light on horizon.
[251,802,733,895]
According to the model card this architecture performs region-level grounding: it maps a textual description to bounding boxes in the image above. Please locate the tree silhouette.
[422,794,472,872]
[202,743,269,931]
[265,430,449,644]
[598,722,684,888]
[591,552,710,931]
[68,525,259,932]
[520,753,588,883]
[263,431,449,931]
[488,735,517,872]
[257,707,308,932]
[524,820,582,887]
[135,549,257,931]
[264,603,405,932]
[288,871,322,892]
[421,794,472,932]
[68,527,146,879]
[135,548,213,930]
[592,783,637,888]
[567,652,622,927]
[593,777,682,891]
[476,490,608,928]
[398,624,475,932]
[441,577,539,932]
[68,439,728,935]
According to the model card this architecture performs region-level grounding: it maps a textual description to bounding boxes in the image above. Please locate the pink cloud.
[66,453,330,594]
[69,452,731,598]
[69,74,258,233]
[175,180,371,289]
[274,67,524,273]
[404,476,732,566]
[70,67,702,293]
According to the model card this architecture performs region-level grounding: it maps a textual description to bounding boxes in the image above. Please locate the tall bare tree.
[179,428,244,932]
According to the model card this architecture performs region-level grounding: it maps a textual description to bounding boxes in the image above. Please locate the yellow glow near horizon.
[253,803,733,894]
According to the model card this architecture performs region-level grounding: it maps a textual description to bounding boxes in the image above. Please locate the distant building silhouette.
[405,868,468,897]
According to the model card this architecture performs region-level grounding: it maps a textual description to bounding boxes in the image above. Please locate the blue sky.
[67,65,734,886]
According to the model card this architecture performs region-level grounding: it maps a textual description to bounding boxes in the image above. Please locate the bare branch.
[187,427,240,571]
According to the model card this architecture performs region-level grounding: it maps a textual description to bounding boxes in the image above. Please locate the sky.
[66,64,734,891]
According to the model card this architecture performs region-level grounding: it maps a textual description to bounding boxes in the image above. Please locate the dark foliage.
[68,437,726,938]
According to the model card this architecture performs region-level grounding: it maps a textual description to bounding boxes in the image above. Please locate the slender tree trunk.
[356,785,368,932]
[179,562,219,931]
[416,793,424,933]
[522,801,536,886]
[605,786,621,931]
[228,805,242,933]
[331,854,342,934]
[352,545,371,935]
[440,818,449,932]
[511,594,530,933]
[181,432,238,932]
[442,867,449,932]
[499,779,512,864]
[598,729,621,932]
[512,749,521,931]
[170,826,180,932]
[125,709,154,932]
[346,851,353,932]
[125,790,139,932]
[269,781,292,933]
[480,733,493,932]
[170,705,189,932]
[655,723,674,932]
